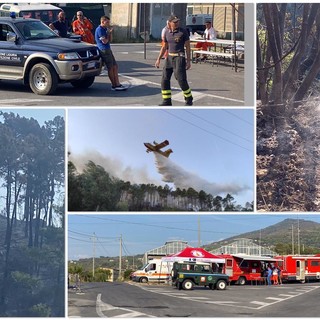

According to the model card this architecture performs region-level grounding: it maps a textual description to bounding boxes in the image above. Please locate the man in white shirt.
[204,21,216,41]
[195,21,217,59]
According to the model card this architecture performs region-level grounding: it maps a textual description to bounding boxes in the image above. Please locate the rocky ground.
[257,100,320,211]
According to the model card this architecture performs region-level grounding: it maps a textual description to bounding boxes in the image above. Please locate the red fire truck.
[275,254,320,283]
[218,254,281,285]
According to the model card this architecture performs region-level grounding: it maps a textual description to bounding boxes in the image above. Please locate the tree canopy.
[68,160,253,212]
[0,112,65,317]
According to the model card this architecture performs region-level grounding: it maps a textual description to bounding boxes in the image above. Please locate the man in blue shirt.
[267,266,272,285]
[95,16,126,91]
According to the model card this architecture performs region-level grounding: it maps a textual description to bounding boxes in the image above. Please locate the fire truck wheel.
[316,272,320,280]
[238,277,246,285]
[182,279,194,290]
[216,280,227,290]
[140,277,148,283]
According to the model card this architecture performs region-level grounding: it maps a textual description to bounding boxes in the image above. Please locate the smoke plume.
[69,150,250,196]
[154,153,249,195]
[69,150,159,185]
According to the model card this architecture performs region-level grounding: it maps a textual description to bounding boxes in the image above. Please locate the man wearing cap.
[155,14,193,106]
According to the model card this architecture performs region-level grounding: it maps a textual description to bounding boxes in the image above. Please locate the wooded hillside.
[0,112,65,317]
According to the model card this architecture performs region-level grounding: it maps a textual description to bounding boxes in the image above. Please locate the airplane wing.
[153,140,169,150]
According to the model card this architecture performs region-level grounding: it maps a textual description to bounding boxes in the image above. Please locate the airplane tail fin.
[164,149,173,157]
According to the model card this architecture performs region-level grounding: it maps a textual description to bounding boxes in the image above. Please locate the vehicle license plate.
[87,61,95,69]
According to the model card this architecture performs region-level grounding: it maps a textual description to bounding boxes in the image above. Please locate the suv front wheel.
[29,63,58,95]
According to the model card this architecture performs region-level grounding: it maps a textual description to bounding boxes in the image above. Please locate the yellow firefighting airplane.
[144,140,173,158]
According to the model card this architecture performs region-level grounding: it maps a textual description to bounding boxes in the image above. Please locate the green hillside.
[205,218,320,254]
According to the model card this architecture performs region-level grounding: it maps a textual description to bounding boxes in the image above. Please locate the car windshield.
[16,20,58,40]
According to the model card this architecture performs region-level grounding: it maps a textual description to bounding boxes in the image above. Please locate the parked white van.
[131,259,173,283]
[0,3,62,25]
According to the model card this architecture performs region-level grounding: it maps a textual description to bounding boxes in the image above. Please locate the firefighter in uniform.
[155,15,193,106]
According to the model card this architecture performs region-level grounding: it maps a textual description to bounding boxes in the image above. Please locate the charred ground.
[257,101,320,211]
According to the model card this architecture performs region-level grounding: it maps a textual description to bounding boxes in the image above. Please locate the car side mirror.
[7,31,17,42]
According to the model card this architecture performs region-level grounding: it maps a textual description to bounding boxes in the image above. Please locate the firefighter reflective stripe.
[162,90,171,99]
[183,88,192,98]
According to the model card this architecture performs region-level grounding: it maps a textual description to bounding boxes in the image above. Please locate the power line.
[223,109,253,126]
[161,109,253,152]
[69,229,119,240]
[82,215,239,235]
[184,109,253,143]
[68,236,91,243]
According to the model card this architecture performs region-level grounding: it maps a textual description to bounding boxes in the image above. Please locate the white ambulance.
[131,259,173,283]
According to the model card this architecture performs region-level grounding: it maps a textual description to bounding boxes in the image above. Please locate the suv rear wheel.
[182,279,194,290]
[216,280,227,290]
[29,63,58,95]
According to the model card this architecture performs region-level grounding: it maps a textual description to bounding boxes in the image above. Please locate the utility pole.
[198,215,201,247]
[92,232,96,279]
[297,217,300,255]
[118,235,122,281]
[291,225,294,255]
[259,229,262,255]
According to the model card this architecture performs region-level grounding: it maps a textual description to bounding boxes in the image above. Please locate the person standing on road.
[272,267,278,285]
[72,11,95,44]
[277,267,282,285]
[267,266,272,285]
[155,14,193,106]
[49,11,70,38]
[95,16,127,91]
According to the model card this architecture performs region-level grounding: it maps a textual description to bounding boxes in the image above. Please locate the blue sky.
[68,108,254,206]
[68,214,320,260]
[0,108,65,125]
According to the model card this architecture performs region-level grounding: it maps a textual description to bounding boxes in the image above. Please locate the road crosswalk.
[133,283,320,310]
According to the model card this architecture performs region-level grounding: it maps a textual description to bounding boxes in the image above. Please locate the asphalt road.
[0,43,245,107]
[68,281,320,317]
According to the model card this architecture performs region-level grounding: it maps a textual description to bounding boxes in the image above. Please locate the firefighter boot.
[185,96,193,106]
[159,99,172,106]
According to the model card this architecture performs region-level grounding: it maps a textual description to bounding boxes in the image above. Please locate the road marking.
[279,294,295,297]
[250,301,269,306]
[296,289,310,292]
[133,283,320,311]
[0,98,52,105]
[119,51,159,55]
[120,74,244,104]
[96,293,155,318]
[186,297,210,300]
[205,301,240,305]
[265,297,284,301]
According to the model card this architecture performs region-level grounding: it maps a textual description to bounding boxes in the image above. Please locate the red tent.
[162,247,225,264]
